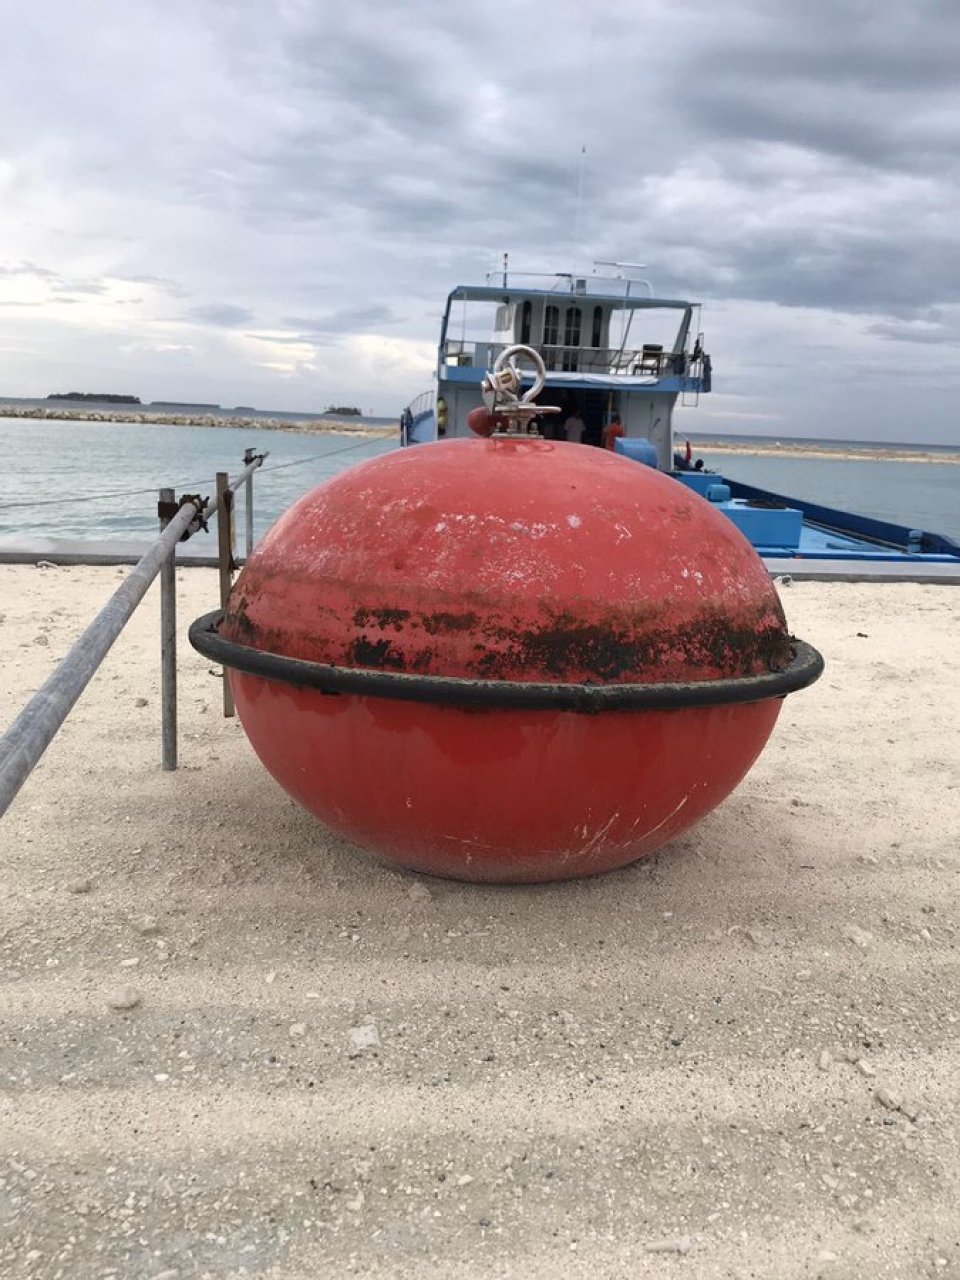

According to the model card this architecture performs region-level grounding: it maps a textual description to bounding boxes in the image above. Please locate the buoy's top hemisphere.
[221,437,801,687]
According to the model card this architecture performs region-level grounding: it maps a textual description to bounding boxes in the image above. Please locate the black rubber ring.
[189,609,823,712]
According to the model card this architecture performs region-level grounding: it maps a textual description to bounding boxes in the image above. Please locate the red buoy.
[191,438,821,883]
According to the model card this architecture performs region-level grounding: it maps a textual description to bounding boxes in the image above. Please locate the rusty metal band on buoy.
[190,610,823,712]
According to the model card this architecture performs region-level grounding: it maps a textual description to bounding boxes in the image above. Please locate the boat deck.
[761,524,960,581]
[792,522,960,561]
[670,469,960,576]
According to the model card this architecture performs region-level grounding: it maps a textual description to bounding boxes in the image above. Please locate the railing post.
[158,488,178,770]
[215,471,236,718]
[243,447,256,560]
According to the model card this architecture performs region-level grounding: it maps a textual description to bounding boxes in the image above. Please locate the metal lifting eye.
[494,343,547,402]
[481,344,560,435]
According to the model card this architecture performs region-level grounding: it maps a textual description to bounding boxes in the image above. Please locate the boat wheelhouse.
[401,263,710,464]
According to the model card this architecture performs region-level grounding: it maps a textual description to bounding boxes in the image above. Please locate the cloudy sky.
[2,0,959,442]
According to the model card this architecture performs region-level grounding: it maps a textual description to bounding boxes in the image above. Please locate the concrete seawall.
[0,404,394,435]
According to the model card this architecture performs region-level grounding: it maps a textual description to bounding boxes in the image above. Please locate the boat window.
[591,305,603,348]
[520,300,532,344]
[543,304,559,346]
[564,307,582,346]
[494,303,514,332]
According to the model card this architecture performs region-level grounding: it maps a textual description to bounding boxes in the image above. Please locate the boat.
[401,258,709,462]
[400,260,960,576]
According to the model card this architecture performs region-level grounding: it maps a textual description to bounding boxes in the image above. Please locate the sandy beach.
[1,566,958,1279]
[689,439,960,466]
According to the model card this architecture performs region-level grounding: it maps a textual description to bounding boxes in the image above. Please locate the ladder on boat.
[681,330,706,408]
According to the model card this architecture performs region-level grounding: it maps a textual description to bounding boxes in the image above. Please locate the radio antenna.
[572,14,598,253]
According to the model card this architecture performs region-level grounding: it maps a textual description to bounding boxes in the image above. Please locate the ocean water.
[0,417,396,544]
[0,416,957,546]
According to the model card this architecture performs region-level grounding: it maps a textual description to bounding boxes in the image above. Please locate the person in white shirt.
[563,411,585,444]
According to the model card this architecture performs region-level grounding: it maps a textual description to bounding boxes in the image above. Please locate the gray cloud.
[0,0,958,441]
[186,303,255,327]
[281,305,399,334]
[114,272,189,298]
[0,261,61,280]
[867,318,956,344]
[247,331,336,347]
[63,281,107,295]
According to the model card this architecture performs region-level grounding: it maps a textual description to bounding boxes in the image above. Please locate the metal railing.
[0,451,267,818]
[442,341,697,377]
[404,390,434,419]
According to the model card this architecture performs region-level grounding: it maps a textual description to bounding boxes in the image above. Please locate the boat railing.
[0,450,268,819]
[442,340,695,378]
[404,390,434,419]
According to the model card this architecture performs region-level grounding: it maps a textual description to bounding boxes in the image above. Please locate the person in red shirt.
[603,413,625,451]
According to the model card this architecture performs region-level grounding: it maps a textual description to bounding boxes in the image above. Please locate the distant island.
[47,392,141,404]
[325,405,361,415]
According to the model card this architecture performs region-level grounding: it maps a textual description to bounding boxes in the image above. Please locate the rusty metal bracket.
[157,494,209,542]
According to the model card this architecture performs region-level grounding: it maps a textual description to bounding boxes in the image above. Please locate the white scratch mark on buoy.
[579,813,619,857]
[639,795,690,841]
[441,833,502,852]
